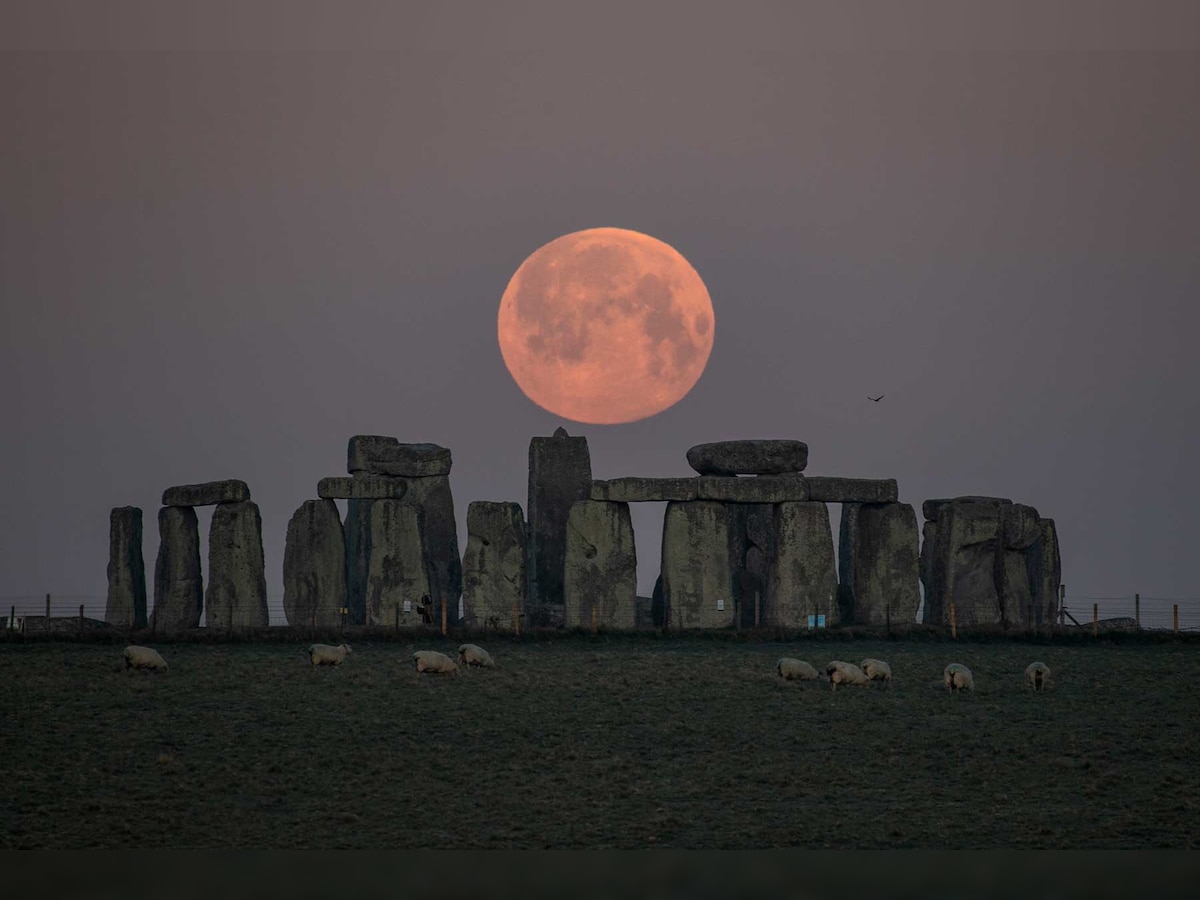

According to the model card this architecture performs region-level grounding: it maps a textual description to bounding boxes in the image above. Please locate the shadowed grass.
[2,638,1197,848]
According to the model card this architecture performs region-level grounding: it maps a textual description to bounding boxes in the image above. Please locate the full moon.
[497,227,715,424]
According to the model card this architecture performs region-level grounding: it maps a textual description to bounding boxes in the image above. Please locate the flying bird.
[868,394,885,402]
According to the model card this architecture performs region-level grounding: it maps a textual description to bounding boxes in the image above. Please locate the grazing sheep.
[124,645,168,672]
[458,643,495,668]
[1025,661,1051,692]
[944,663,974,693]
[825,660,870,691]
[860,658,893,687]
[307,643,352,667]
[413,650,459,675]
[776,658,819,681]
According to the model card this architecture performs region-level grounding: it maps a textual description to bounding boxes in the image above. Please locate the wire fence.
[1,592,1197,637]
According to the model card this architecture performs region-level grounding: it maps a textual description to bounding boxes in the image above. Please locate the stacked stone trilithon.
[919,497,1061,629]
[288,436,461,629]
[150,480,267,632]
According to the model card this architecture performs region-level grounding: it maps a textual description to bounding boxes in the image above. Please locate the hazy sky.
[3,2,1198,617]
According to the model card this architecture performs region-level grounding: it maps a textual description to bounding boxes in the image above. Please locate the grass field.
[2,635,1197,848]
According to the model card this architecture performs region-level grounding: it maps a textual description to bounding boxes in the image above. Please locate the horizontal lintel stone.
[696,474,809,503]
[162,479,250,507]
[318,476,409,500]
[590,477,698,502]
[804,477,898,504]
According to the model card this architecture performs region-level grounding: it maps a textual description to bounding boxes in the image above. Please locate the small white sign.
[717,598,725,611]
[403,600,412,612]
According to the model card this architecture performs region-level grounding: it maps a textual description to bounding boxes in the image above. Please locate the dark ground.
[2,636,1197,848]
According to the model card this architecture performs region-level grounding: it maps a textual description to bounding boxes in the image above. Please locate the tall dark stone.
[344,498,372,625]
[403,475,462,626]
[767,501,837,628]
[461,501,527,632]
[564,500,637,630]
[837,502,920,626]
[283,499,347,628]
[152,506,202,632]
[527,428,592,614]
[105,506,147,628]
[206,500,268,629]
[366,500,432,627]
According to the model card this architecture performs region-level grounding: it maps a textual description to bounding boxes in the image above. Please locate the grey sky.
[2,3,1198,616]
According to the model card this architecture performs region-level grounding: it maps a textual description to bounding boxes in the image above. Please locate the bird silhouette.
[868,394,884,402]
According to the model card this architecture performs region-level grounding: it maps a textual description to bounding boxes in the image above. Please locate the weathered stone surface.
[404,475,462,626]
[528,429,592,608]
[1026,518,1061,625]
[564,500,637,630]
[837,503,920,626]
[923,496,1010,523]
[920,497,1055,630]
[662,501,736,630]
[461,501,527,632]
[105,506,147,628]
[726,503,774,627]
[151,506,202,632]
[697,474,809,503]
[344,498,372,625]
[205,501,268,629]
[590,477,698,502]
[686,440,809,476]
[162,479,250,507]
[318,475,408,500]
[347,435,452,477]
[767,502,837,628]
[366,500,433,627]
[283,499,347,628]
[804,477,898,504]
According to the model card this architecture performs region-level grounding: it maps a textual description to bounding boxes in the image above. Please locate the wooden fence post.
[753,591,761,630]
[79,603,85,635]
[1058,584,1065,626]
[513,603,520,637]
[591,603,598,635]
[9,605,14,633]
[1135,593,1140,629]
[45,593,51,624]
[950,601,957,639]
[395,605,400,634]
[1174,604,1179,633]
[1093,603,1098,638]
[441,598,447,636]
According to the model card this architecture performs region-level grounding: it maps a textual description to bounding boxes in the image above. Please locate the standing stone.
[206,501,268,629]
[344,498,372,625]
[564,500,637,630]
[662,500,735,630]
[528,428,592,615]
[283,499,347,628]
[105,506,147,628]
[1026,518,1061,625]
[461,501,527,632]
[837,503,920,626]
[767,502,837,628]
[152,506,202,632]
[726,503,774,627]
[366,500,432,627]
[404,475,462,626]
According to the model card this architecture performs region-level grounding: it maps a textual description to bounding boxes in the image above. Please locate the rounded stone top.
[686,440,809,477]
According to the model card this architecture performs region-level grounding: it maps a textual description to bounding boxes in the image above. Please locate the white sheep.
[944,663,974,693]
[776,658,819,681]
[860,658,893,687]
[1025,661,1051,692]
[825,660,869,690]
[124,645,168,672]
[458,643,495,668]
[307,643,352,667]
[413,650,459,675]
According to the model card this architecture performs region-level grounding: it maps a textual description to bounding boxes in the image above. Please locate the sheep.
[1025,661,1051,693]
[413,650,459,675]
[825,660,870,691]
[776,658,819,681]
[307,643,352,667]
[860,658,893,687]
[124,645,168,672]
[458,643,495,668]
[944,663,974,693]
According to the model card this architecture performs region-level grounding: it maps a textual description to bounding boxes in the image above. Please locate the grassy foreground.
[2,636,1197,848]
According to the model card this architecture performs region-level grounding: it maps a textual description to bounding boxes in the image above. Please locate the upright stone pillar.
[344,498,372,625]
[366,500,432,627]
[726,503,774,627]
[528,428,592,616]
[206,501,269,628]
[564,500,636,630]
[402,475,462,626]
[1026,518,1061,626]
[662,500,735,630]
[767,501,837,627]
[283,499,347,628]
[105,506,147,628]
[461,501,527,632]
[837,502,920,626]
[152,506,202,632]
